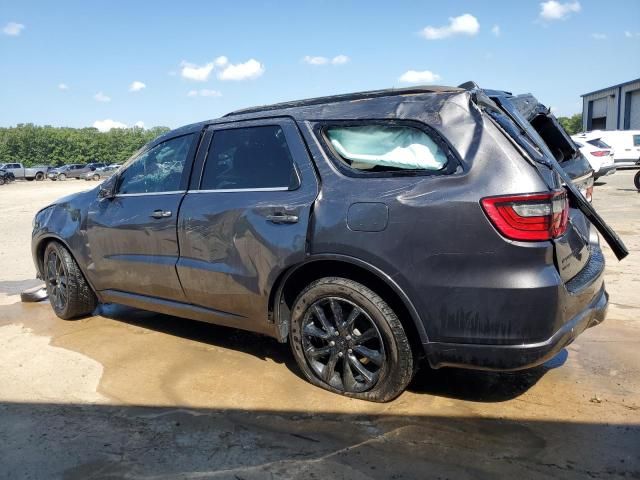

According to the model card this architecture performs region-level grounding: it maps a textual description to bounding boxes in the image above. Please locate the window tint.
[587,138,610,148]
[633,135,640,147]
[117,134,194,194]
[201,126,297,190]
[326,125,448,172]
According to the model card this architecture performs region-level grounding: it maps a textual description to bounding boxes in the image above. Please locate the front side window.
[201,126,297,190]
[117,134,194,194]
[326,125,448,172]
[633,135,640,147]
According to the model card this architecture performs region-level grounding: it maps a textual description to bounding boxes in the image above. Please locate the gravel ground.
[0,173,638,479]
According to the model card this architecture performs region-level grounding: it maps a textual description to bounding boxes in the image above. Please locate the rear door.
[86,133,199,300]
[176,118,318,328]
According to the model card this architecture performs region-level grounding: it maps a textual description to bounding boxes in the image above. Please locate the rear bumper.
[425,286,608,371]
[594,164,616,179]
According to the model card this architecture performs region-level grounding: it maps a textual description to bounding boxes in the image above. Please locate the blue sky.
[1,0,639,130]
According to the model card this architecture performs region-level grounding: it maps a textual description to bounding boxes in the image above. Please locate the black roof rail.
[223,85,462,117]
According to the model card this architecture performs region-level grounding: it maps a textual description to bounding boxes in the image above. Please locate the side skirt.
[100,290,277,337]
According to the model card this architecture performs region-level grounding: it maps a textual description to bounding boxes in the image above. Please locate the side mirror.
[98,176,117,199]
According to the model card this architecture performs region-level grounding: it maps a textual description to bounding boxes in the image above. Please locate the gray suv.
[31,85,627,401]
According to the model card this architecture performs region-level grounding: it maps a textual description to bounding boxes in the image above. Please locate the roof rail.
[223,85,461,117]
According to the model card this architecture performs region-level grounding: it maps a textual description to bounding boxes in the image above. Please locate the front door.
[176,119,318,331]
[86,133,198,301]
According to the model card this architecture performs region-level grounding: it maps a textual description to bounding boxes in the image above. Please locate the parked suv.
[47,164,90,180]
[31,85,627,401]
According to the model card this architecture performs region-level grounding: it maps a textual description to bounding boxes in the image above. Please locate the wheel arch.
[35,234,99,298]
[270,254,428,353]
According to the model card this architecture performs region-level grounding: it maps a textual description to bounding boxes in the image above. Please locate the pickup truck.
[0,163,49,181]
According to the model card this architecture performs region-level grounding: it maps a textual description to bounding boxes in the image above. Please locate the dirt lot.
[0,174,638,479]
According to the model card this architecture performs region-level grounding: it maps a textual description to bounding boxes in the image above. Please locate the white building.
[581,78,640,131]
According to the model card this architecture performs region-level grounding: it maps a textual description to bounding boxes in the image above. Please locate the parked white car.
[571,135,616,180]
[578,130,640,168]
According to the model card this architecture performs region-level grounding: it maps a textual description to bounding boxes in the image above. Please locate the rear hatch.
[460,84,627,283]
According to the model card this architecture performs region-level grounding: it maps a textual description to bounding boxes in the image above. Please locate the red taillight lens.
[481,191,569,241]
[590,150,610,157]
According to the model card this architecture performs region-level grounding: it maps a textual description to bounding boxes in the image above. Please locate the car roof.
[223,85,463,117]
[151,85,465,148]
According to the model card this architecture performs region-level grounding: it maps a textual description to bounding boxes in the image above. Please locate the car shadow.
[97,303,563,404]
[97,303,295,367]
[407,349,566,403]
[1,400,638,479]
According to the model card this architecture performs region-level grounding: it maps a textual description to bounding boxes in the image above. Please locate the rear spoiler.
[460,82,628,260]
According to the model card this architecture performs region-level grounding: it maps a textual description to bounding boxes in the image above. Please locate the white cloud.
[2,22,24,36]
[94,91,111,103]
[491,25,501,37]
[180,61,214,81]
[187,89,222,97]
[129,81,146,92]
[303,54,350,66]
[93,119,127,132]
[539,1,581,21]
[331,55,350,65]
[591,33,607,40]
[624,31,640,38]
[58,83,69,91]
[398,70,441,84]
[420,14,479,40]
[134,121,145,129]
[214,56,229,67]
[218,58,264,81]
[303,56,329,65]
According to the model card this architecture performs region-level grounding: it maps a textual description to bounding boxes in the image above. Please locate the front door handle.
[266,213,299,224]
[150,209,172,219]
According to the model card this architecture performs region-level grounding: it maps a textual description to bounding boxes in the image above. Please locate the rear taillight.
[481,191,569,241]
[590,150,610,157]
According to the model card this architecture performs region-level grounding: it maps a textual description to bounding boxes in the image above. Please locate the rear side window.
[325,125,448,172]
[201,126,298,190]
[587,138,610,148]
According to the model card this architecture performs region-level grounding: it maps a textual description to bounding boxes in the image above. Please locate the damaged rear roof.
[221,85,464,120]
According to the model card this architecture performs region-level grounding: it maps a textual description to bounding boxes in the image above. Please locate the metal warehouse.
[582,78,640,131]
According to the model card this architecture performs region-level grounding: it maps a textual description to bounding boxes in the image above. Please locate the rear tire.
[35,172,44,181]
[43,242,97,319]
[289,277,414,402]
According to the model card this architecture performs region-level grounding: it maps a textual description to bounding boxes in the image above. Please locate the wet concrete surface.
[0,174,639,478]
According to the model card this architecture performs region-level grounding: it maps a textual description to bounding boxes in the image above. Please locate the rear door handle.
[266,213,299,224]
[150,209,172,219]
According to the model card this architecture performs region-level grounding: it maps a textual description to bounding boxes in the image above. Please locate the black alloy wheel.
[301,296,386,393]
[45,248,68,313]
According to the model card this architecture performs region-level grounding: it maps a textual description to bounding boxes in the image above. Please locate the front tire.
[289,277,414,402]
[58,173,66,181]
[43,242,97,319]
[634,170,640,191]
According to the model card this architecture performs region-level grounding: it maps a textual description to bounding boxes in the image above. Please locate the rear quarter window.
[324,124,449,173]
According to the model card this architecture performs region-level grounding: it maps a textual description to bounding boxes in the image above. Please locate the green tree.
[557,113,583,136]
[0,125,170,166]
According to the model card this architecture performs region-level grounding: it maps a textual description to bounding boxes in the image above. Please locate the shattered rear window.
[326,125,448,172]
